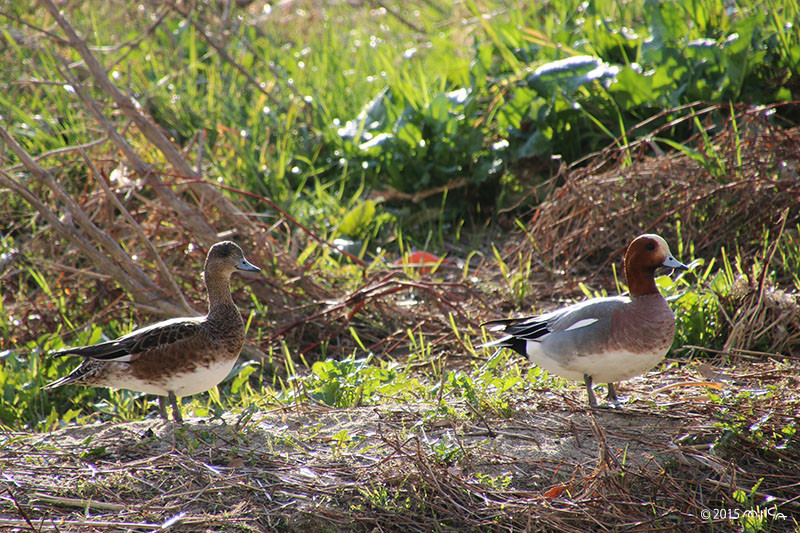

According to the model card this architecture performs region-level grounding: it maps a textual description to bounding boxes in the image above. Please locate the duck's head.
[205,241,261,279]
[624,234,687,296]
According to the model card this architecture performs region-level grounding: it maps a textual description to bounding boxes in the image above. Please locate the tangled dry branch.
[520,105,800,277]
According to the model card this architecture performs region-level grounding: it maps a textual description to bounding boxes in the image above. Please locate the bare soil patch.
[2,360,798,532]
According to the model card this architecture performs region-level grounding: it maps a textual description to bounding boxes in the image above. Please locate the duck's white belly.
[103,358,237,397]
[526,342,666,383]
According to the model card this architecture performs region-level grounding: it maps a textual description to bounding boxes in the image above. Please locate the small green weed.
[359,484,413,513]
[492,244,534,308]
[475,471,513,490]
[426,430,463,466]
[282,354,421,408]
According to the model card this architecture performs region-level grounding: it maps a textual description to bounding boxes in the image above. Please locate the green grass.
[1,0,800,430]
[2,0,798,238]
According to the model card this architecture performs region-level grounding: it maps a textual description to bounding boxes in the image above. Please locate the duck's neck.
[205,272,235,314]
[626,265,659,298]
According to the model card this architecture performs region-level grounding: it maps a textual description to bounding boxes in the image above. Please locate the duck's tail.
[477,315,550,358]
[42,359,98,389]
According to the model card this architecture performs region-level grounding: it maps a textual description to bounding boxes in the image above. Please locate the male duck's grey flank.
[44,241,261,422]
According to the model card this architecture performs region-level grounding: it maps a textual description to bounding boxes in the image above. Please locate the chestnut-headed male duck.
[482,234,688,407]
[44,241,260,422]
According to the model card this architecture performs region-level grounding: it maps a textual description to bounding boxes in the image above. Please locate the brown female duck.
[44,241,260,422]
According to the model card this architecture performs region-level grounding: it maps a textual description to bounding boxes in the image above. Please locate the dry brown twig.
[40,0,253,236]
[0,133,190,317]
[78,148,196,315]
[724,208,794,354]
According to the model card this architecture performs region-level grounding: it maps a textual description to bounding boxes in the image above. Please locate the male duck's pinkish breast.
[609,294,676,355]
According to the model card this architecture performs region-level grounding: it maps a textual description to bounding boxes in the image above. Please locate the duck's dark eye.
[645,242,656,251]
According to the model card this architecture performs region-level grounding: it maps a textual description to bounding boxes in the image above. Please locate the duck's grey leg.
[584,374,597,407]
[168,391,183,423]
[158,396,168,420]
[607,382,618,403]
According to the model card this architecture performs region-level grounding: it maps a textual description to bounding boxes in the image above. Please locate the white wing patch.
[564,318,599,331]
[102,352,135,362]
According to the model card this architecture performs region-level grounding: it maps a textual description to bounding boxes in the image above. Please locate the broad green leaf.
[496,87,536,130]
[526,56,619,96]
[516,126,553,159]
[608,66,657,109]
[338,201,376,237]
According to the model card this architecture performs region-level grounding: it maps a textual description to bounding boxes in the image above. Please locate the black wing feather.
[503,320,550,340]
[483,316,551,341]
[51,339,130,361]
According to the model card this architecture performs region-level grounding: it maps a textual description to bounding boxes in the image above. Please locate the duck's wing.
[481,297,629,346]
[51,317,204,363]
